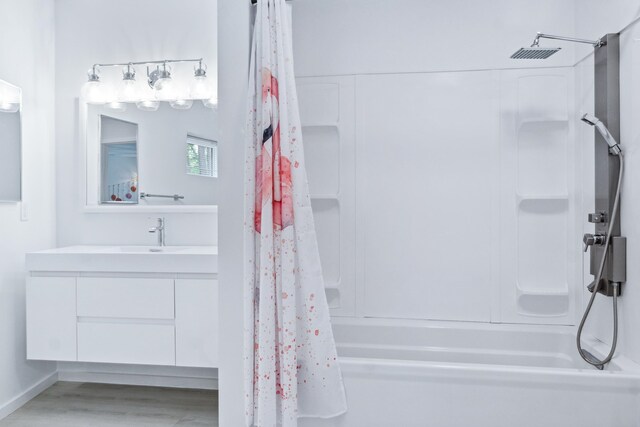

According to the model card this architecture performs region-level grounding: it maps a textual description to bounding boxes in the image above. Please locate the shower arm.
[532,33,605,48]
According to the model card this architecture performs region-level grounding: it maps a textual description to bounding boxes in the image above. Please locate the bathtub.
[301,318,640,427]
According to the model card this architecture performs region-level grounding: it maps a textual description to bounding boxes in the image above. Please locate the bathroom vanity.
[25,246,218,368]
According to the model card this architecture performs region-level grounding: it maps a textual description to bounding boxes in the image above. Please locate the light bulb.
[118,80,138,103]
[136,99,160,111]
[190,75,212,100]
[82,80,106,104]
[203,97,218,109]
[0,88,18,112]
[170,99,193,110]
[117,66,138,103]
[154,78,175,101]
[106,101,127,112]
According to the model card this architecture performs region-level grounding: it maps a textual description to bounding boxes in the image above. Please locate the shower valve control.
[588,212,607,223]
[583,233,606,252]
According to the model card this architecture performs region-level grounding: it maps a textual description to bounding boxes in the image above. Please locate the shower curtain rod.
[251,0,292,4]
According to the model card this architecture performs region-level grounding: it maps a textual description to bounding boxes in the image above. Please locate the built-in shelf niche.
[513,73,573,321]
[298,77,356,316]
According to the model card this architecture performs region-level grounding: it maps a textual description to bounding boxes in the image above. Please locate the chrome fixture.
[81,58,217,110]
[81,66,105,104]
[251,0,292,4]
[574,33,626,371]
[582,233,606,252]
[140,192,185,201]
[147,62,172,90]
[148,217,166,247]
[577,112,625,370]
[581,114,622,154]
[511,32,605,59]
[189,60,213,100]
[513,31,626,369]
[117,64,137,103]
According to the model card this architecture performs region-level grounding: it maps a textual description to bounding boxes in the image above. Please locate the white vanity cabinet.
[25,246,218,369]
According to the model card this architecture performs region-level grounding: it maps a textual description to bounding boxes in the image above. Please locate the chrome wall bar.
[533,32,604,48]
[590,33,626,296]
[251,0,292,4]
[89,58,204,74]
[140,192,185,201]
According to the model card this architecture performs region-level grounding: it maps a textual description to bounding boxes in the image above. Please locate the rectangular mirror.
[0,79,22,202]
[85,101,218,208]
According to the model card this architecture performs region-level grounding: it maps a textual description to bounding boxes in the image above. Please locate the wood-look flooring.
[0,382,218,426]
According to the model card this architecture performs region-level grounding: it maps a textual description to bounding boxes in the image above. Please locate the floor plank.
[0,382,218,427]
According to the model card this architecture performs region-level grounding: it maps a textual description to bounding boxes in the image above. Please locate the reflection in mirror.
[100,116,139,204]
[86,102,218,207]
[0,80,22,202]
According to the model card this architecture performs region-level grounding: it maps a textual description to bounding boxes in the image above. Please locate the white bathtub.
[302,318,640,427]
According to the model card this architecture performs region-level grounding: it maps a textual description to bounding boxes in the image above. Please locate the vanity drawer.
[78,322,175,365]
[77,277,174,319]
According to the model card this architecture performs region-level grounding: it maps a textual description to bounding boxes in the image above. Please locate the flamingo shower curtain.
[243,0,347,426]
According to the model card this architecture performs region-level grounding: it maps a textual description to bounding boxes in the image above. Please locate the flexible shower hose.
[576,151,624,370]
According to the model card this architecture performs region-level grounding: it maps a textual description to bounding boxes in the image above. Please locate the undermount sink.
[26,245,218,274]
[117,246,189,253]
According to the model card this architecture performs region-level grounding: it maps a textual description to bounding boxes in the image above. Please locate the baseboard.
[57,362,218,390]
[0,372,58,420]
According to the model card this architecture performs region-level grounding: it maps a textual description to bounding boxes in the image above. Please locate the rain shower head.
[511,47,561,59]
[511,32,604,60]
[582,113,622,154]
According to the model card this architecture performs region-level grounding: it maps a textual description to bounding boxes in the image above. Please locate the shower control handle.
[583,233,605,252]
[588,212,607,223]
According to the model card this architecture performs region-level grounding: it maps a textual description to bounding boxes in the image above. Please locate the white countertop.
[26,245,218,274]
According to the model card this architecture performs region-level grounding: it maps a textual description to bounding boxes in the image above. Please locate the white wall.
[55,0,218,247]
[292,0,577,77]
[217,0,252,425]
[0,0,57,416]
[574,0,640,61]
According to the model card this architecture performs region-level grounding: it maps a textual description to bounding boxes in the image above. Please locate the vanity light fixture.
[0,85,20,113]
[170,99,194,110]
[82,58,218,110]
[202,96,218,110]
[136,99,160,112]
[81,66,107,105]
[117,64,138,103]
[106,101,127,112]
[148,62,175,101]
[189,61,213,100]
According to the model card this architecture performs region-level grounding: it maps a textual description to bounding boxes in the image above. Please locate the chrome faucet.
[149,217,166,247]
[583,232,605,253]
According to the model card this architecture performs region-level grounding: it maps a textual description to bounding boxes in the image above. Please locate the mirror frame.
[79,97,218,214]
[0,79,22,203]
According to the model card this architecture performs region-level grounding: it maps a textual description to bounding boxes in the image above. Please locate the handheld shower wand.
[581,114,622,154]
[577,114,624,370]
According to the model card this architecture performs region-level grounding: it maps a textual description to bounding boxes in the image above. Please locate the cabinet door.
[77,277,174,319]
[175,279,218,368]
[77,322,175,366]
[26,276,77,361]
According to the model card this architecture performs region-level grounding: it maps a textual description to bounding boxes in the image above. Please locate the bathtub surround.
[244,1,346,424]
